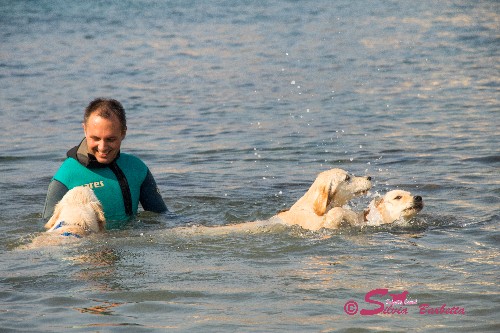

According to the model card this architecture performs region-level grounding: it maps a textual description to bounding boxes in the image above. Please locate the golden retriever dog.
[44,186,106,236]
[20,187,105,249]
[327,189,424,227]
[169,168,372,235]
[364,190,423,225]
[274,168,372,230]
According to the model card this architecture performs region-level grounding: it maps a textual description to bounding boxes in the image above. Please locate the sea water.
[0,1,498,332]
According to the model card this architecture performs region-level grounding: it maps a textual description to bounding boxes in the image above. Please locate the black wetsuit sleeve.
[140,169,168,213]
[42,180,69,219]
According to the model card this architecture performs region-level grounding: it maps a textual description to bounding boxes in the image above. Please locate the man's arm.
[42,180,69,219]
[139,169,168,213]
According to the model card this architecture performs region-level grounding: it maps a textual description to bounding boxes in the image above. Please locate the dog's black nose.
[367,176,372,181]
[414,196,422,202]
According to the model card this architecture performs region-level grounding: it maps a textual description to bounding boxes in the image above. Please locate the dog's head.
[370,190,424,224]
[45,186,106,235]
[310,168,372,216]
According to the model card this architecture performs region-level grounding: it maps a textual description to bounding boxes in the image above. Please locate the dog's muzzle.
[412,196,424,210]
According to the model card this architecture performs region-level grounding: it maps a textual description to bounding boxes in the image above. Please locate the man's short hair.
[84,98,127,131]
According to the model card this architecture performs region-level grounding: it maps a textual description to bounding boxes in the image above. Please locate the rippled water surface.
[1,0,498,332]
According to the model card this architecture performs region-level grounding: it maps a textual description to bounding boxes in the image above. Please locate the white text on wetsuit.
[84,181,104,189]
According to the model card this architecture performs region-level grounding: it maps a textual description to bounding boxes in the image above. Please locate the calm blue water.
[1,0,499,332]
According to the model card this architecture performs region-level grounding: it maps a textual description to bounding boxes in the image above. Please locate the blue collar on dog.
[61,232,82,238]
[53,221,65,230]
[54,221,82,238]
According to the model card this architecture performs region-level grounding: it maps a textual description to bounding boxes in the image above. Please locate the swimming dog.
[364,190,424,225]
[170,168,372,234]
[44,186,106,237]
[274,168,372,230]
[326,189,424,227]
[22,187,106,249]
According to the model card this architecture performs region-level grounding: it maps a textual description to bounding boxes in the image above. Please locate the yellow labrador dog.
[275,168,372,230]
[22,187,105,249]
[328,189,424,227]
[364,190,423,225]
[191,168,372,234]
[44,186,106,237]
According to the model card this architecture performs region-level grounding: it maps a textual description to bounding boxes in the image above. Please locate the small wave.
[461,155,500,164]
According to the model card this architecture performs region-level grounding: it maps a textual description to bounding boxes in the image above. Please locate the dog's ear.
[97,217,106,232]
[312,183,329,215]
[373,197,384,207]
[309,170,343,216]
[45,202,62,230]
[91,201,106,232]
[313,180,338,216]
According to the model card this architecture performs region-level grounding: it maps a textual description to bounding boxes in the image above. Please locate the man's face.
[83,112,126,164]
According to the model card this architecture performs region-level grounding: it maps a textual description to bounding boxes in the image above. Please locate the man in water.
[42,98,168,228]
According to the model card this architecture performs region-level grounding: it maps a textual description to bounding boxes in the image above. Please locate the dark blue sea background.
[0,1,498,332]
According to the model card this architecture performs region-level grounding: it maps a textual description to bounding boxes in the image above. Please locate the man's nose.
[98,141,107,151]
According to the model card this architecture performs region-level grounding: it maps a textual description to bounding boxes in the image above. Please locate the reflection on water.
[70,247,122,292]
[75,300,124,316]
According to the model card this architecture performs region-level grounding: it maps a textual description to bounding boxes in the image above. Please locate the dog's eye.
[345,175,351,182]
[394,196,402,200]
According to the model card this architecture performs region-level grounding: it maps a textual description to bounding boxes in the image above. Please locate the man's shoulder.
[118,152,147,166]
[117,153,149,175]
[56,156,84,172]
[53,157,92,185]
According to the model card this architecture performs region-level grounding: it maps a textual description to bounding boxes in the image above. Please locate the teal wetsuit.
[43,139,168,229]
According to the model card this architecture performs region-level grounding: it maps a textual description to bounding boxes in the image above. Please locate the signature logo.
[344,289,465,316]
